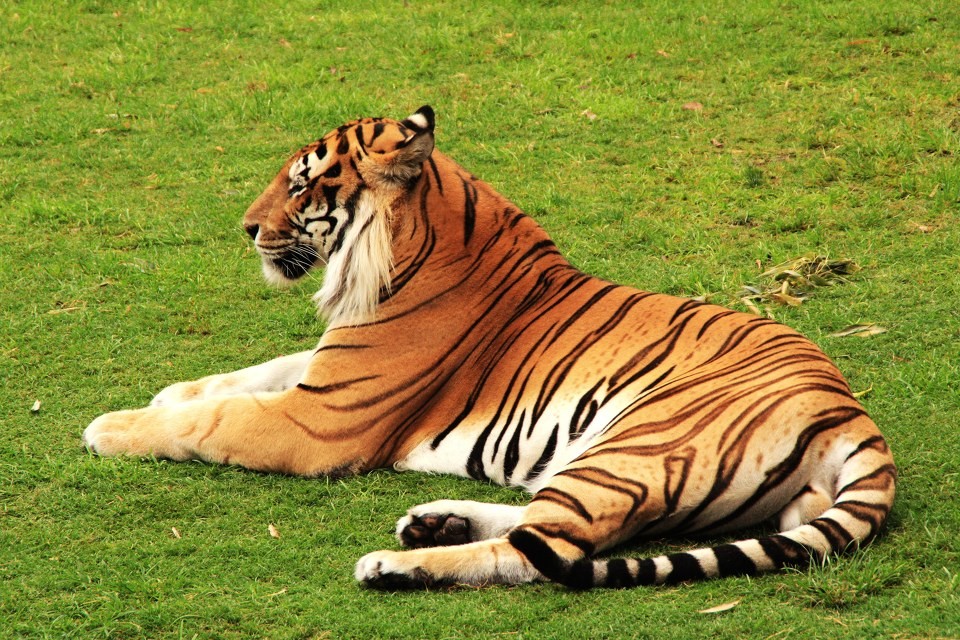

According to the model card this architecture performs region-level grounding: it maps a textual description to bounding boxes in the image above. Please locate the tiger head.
[242,106,436,324]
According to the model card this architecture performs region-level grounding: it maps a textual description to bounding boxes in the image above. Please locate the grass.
[2,0,959,637]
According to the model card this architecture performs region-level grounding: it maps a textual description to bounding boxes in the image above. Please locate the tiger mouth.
[267,245,322,280]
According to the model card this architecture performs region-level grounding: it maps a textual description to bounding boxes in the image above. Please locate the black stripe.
[636,558,657,585]
[523,423,559,484]
[668,298,702,326]
[427,156,444,194]
[296,374,380,395]
[321,183,341,211]
[810,517,855,550]
[836,464,897,495]
[461,176,476,244]
[502,410,525,482]
[569,380,603,440]
[665,552,707,584]
[696,309,736,340]
[565,559,596,590]
[323,161,342,179]
[833,500,889,535]
[713,543,758,577]
[759,535,814,568]
[551,466,648,525]
[604,559,634,588]
[526,524,595,555]
[314,142,328,162]
[844,435,888,461]
[508,529,564,579]
[530,487,594,523]
[313,343,371,353]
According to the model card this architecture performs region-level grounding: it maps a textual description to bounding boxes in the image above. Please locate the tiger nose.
[244,223,259,241]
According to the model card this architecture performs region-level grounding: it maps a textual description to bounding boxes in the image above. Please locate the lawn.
[1,1,958,638]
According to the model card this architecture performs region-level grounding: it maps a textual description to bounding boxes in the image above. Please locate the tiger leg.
[150,349,315,406]
[83,389,376,477]
[356,537,541,589]
[778,484,834,531]
[396,500,525,548]
[357,463,661,589]
[507,462,665,582]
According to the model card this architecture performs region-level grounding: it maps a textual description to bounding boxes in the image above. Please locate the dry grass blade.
[698,599,741,614]
[826,324,888,338]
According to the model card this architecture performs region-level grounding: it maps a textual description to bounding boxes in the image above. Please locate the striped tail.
[509,437,896,589]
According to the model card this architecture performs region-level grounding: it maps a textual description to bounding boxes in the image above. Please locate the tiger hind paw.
[397,513,471,548]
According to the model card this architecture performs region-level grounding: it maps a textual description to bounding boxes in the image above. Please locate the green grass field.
[2,1,959,637]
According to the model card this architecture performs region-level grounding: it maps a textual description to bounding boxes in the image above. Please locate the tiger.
[83,105,896,590]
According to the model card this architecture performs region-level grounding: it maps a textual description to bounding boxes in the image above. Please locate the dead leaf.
[279,37,291,48]
[711,138,724,148]
[215,146,225,153]
[171,527,182,539]
[196,87,213,94]
[698,599,741,614]
[738,255,859,311]
[269,523,280,539]
[827,324,887,338]
[31,400,41,413]
[175,27,193,33]
[656,49,670,58]
[581,109,598,121]
[682,101,703,111]
[740,297,762,316]
[90,128,112,135]
[769,292,806,307]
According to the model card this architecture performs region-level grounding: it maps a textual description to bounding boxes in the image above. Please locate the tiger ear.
[401,105,435,136]
[364,106,436,185]
[395,104,435,167]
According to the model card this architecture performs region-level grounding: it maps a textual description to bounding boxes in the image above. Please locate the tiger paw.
[82,410,145,456]
[397,513,471,548]
[355,550,439,589]
[82,406,187,460]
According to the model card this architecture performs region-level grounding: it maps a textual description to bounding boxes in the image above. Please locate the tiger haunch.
[83,106,895,590]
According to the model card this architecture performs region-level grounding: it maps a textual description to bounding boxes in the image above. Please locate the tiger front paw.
[83,410,148,456]
[82,407,189,460]
[355,550,439,590]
